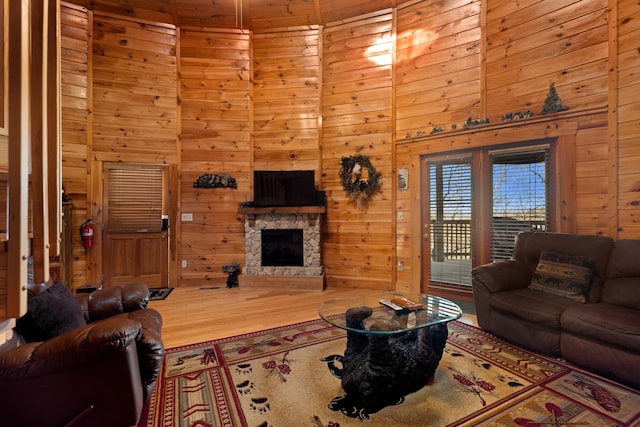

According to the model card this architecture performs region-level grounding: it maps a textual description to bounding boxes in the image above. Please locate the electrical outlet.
[397,261,404,271]
[181,213,193,222]
[181,260,187,268]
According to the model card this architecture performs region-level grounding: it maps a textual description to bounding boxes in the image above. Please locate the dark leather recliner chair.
[0,282,163,427]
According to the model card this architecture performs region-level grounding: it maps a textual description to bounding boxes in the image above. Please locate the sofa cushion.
[490,288,577,329]
[491,309,562,356]
[606,239,640,278]
[561,303,640,353]
[529,250,595,302]
[14,281,86,342]
[602,278,640,311]
[602,240,640,310]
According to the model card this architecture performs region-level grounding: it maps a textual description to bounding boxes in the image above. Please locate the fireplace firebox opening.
[261,229,304,266]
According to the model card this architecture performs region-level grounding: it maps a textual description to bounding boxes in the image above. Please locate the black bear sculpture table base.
[327,306,449,420]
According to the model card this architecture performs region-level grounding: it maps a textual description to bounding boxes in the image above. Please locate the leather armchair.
[0,282,163,427]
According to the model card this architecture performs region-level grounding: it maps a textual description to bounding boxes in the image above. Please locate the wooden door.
[102,164,169,288]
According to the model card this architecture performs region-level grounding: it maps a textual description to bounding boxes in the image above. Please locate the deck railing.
[430,218,547,262]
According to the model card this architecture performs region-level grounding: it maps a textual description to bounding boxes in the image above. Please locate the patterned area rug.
[139,319,640,426]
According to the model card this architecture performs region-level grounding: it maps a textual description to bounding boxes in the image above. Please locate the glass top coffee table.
[319,292,462,334]
[318,292,462,420]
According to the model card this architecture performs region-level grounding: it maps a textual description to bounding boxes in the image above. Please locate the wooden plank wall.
[322,12,395,290]
[618,0,640,238]
[484,0,611,237]
[394,0,613,290]
[91,16,177,163]
[395,0,482,139]
[486,0,609,116]
[394,0,482,291]
[179,29,251,286]
[57,0,639,290]
[89,14,178,285]
[60,3,91,286]
[252,28,321,171]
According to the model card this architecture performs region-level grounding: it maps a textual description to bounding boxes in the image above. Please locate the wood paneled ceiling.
[65,0,413,31]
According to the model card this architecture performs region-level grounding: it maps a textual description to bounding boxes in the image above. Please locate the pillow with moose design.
[528,250,596,302]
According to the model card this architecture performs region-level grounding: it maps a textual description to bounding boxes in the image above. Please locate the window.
[104,165,164,232]
[429,159,472,285]
[425,142,553,289]
[491,150,549,260]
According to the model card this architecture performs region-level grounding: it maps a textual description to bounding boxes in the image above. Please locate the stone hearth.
[238,206,326,290]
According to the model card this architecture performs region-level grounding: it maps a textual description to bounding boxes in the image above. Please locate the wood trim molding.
[398,107,602,147]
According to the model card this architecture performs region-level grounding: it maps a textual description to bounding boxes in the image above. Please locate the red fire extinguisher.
[80,220,95,248]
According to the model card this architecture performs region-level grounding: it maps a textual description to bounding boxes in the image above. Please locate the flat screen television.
[253,170,316,207]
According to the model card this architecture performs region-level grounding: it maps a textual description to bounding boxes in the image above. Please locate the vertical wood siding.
[322,13,395,290]
[179,29,251,285]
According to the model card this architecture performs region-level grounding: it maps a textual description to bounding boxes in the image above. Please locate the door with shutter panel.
[102,163,169,288]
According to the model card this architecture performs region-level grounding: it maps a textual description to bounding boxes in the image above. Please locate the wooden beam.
[607,0,618,239]
[47,0,61,257]
[30,0,50,285]
[7,0,30,317]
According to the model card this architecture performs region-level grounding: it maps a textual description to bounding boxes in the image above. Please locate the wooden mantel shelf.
[237,206,326,215]
[238,205,326,226]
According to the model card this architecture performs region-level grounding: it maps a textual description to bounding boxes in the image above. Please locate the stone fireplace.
[238,206,325,290]
[261,229,304,266]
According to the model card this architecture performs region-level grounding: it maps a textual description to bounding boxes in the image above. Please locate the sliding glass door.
[424,142,552,291]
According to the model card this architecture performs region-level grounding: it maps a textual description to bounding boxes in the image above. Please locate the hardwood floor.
[149,286,478,349]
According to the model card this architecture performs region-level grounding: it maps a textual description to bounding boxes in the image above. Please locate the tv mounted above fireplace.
[253,170,318,207]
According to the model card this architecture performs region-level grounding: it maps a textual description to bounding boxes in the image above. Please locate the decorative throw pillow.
[529,250,596,302]
[14,281,86,342]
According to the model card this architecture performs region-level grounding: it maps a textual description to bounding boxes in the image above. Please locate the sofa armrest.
[472,259,532,294]
[77,282,151,322]
[472,260,533,331]
[128,308,164,400]
[0,318,144,427]
[0,318,141,379]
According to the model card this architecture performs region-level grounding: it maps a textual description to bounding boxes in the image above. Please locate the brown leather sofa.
[0,282,163,427]
[472,231,640,390]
